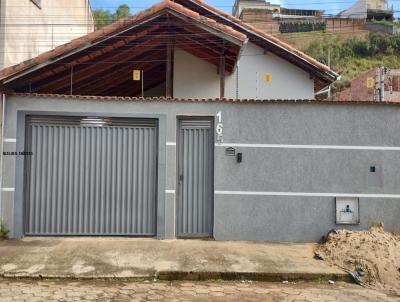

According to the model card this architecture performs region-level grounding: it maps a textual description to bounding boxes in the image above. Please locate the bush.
[304,32,400,65]
[302,32,400,96]
[344,38,370,56]
[368,32,394,55]
[390,35,400,50]
[0,221,9,239]
[279,22,326,33]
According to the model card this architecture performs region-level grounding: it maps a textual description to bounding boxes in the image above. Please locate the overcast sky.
[90,0,399,17]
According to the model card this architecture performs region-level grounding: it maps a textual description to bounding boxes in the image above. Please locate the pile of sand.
[316,225,400,291]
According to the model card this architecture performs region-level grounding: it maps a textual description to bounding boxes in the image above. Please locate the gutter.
[315,74,341,97]
[315,86,331,97]
[234,38,249,67]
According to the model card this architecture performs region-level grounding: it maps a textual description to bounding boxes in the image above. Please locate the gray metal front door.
[24,116,158,236]
[177,118,214,237]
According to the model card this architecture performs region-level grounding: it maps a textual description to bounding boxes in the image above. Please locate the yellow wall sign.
[133,70,141,81]
[366,77,374,88]
[264,73,272,84]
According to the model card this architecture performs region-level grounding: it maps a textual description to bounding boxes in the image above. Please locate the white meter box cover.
[335,197,360,225]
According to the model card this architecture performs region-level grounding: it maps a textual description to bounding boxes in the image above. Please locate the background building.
[233,0,367,40]
[233,0,281,18]
[0,0,94,69]
[232,0,396,49]
[233,0,323,19]
[339,0,393,20]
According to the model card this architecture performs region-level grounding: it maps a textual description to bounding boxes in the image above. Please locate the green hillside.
[302,32,400,94]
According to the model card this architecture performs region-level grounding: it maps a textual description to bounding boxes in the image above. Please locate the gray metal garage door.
[177,118,214,237]
[24,116,158,236]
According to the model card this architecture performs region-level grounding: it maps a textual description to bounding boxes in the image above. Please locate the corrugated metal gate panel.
[24,116,158,236]
[177,118,214,237]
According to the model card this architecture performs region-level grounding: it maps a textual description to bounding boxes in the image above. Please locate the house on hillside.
[232,0,367,42]
[339,0,393,20]
[0,0,94,69]
[233,0,281,18]
[233,0,323,19]
[0,0,399,243]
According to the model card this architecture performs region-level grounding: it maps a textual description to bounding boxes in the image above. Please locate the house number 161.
[216,111,223,143]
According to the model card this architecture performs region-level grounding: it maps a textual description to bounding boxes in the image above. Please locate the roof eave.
[0,2,247,85]
[185,0,338,83]
[0,12,163,84]
[10,93,400,105]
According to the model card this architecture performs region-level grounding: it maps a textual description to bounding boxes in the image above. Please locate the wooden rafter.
[175,37,220,67]
[49,46,165,94]
[10,8,246,96]
[14,23,164,90]
[81,56,164,96]
[109,65,166,96]
[166,36,173,97]
[34,33,167,93]
[171,26,240,73]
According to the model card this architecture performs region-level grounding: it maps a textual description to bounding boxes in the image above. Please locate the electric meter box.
[335,197,360,225]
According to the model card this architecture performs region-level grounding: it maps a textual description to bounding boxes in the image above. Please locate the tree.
[115,4,131,21]
[93,4,132,29]
[93,9,115,28]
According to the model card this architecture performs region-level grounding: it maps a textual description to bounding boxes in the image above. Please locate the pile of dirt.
[316,225,400,292]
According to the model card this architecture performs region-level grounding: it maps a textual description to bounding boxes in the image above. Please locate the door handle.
[179,174,184,182]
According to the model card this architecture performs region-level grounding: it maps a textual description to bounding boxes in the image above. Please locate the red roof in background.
[336,69,377,102]
[336,68,400,103]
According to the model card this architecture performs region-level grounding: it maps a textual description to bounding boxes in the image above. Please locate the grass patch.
[333,55,400,92]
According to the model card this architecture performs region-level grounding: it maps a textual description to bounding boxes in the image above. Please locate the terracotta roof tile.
[12,93,400,106]
[0,0,337,89]
[187,0,331,72]
[0,0,246,80]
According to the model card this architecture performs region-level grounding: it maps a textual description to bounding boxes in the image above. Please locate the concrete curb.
[156,271,351,282]
[0,273,153,280]
[0,270,351,283]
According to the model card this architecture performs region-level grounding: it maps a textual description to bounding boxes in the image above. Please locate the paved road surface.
[0,279,398,301]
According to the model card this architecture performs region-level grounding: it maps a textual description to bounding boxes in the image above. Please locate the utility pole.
[327,48,331,98]
[379,66,387,102]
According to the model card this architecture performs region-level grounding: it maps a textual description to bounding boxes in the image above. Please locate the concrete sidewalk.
[0,238,348,281]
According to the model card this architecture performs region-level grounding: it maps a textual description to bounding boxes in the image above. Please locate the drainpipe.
[0,93,6,219]
[235,39,248,100]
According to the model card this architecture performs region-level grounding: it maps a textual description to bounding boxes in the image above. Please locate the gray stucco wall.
[366,23,400,35]
[1,95,400,241]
